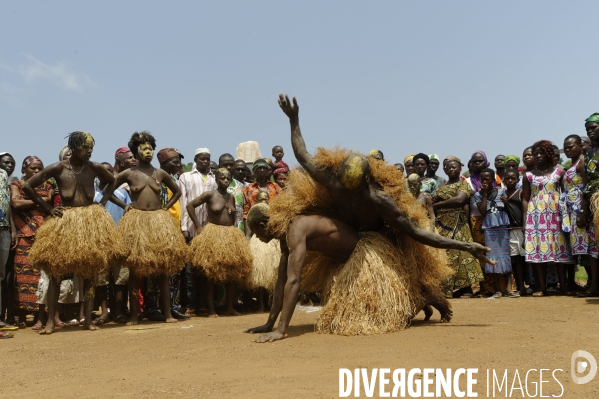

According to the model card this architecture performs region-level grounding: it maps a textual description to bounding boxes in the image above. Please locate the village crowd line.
[1,100,599,340]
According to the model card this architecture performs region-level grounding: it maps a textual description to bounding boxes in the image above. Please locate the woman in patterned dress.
[9,156,53,329]
[522,140,571,297]
[561,135,597,296]
[581,113,599,296]
[432,157,484,298]
[413,153,437,195]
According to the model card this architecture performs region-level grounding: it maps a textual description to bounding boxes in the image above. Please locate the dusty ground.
[1,297,598,398]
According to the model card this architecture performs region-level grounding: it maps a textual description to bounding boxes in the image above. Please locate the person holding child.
[473,168,515,297]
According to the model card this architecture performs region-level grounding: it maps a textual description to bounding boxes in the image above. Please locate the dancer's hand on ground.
[278,94,299,121]
[245,323,274,334]
[253,331,285,343]
[468,243,496,265]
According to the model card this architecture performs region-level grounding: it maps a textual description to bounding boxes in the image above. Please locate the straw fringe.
[246,236,281,290]
[118,209,189,276]
[268,147,452,296]
[189,223,253,283]
[299,251,343,303]
[29,205,126,280]
[316,232,415,336]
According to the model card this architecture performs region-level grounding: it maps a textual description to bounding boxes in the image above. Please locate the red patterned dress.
[11,180,52,311]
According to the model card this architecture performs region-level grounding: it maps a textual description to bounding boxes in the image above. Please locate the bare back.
[287,214,360,263]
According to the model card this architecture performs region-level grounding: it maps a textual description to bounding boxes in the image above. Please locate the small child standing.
[272,145,289,171]
[474,168,515,297]
[501,169,527,296]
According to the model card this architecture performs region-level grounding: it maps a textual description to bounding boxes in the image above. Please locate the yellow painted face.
[76,133,94,161]
[338,155,367,190]
[138,143,154,161]
[257,192,269,203]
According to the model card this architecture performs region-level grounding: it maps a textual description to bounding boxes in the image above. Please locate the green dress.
[435,181,484,297]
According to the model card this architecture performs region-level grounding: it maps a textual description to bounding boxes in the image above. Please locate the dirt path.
[1,297,597,398]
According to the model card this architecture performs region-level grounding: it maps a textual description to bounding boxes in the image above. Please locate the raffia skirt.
[118,209,189,276]
[246,236,281,291]
[315,232,417,336]
[189,223,253,283]
[29,205,126,280]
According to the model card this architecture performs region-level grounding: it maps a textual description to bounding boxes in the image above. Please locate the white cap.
[194,148,210,156]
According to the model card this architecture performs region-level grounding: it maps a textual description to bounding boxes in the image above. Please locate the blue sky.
[1,1,597,173]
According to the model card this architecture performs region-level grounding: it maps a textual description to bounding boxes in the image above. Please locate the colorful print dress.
[11,180,52,311]
[524,169,571,263]
[434,181,484,296]
[560,161,597,258]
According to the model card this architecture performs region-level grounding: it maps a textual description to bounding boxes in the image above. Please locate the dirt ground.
[1,297,597,399]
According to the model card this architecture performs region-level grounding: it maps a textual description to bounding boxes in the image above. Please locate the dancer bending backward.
[187,168,252,317]
[24,132,122,334]
[246,95,494,342]
[114,132,188,325]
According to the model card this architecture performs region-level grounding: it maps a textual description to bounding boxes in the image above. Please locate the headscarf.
[443,155,462,165]
[114,147,130,160]
[504,155,521,166]
[585,113,599,123]
[156,148,179,164]
[22,155,42,173]
[468,151,490,192]
[273,167,288,176]
[403,154,415,164]
[58,145,71,161]
[429,154,440,162]
[252,158,270,172]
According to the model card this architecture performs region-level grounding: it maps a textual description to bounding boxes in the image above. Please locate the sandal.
[55,321,66,328]
[0,332,14,339]
[115,314,128,324]
[493,292,502,298]
[66,319,79,327]
[32,323,44,331]
[460,293,473,299]
[532,292,544,297]
[93,317,108,326]
[506,292,520,298]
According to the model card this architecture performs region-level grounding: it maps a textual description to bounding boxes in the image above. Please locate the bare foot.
[39,326,54,335]
[83,324,100,331]
[165,318,177,323]
[208,313,219,318]
[423,289,453,323]
[254,330,285,343]
[224,309,242,316]
[423,305,433,321]
[126,321,139,326]
[245,324,274,334]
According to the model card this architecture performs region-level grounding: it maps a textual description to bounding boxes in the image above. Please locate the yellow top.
[167,186,181,221]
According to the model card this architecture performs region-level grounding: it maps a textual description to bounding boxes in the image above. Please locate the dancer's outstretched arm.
[278,94,337,188]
